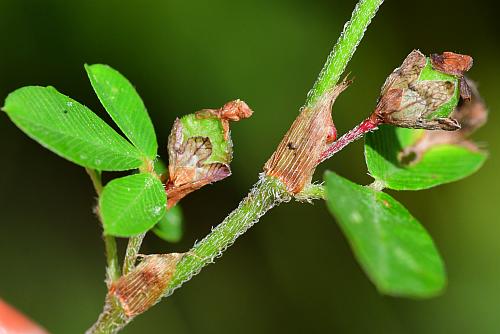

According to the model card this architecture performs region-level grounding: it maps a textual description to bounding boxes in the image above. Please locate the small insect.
[287,142,297,150]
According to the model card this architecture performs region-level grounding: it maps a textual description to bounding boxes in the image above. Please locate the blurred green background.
[1,0,499,333]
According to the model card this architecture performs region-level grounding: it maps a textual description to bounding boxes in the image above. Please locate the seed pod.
[430,52,473,101]
[165,100,253,207]
[109,253,184,317]
[372,50,472,131]
[400,78,487,163]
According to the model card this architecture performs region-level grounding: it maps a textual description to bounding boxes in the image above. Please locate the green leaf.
[153,205,184,243]
[85,64,158,159]
[324,171,446,298]
[3,86,143,170]
[365,125,486,190]
[100,173,166,237]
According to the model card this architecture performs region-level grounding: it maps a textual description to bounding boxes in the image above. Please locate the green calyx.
[179,114,233,165]
[417,59,460,119]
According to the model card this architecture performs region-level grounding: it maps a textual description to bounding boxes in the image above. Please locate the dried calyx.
[371,50,473,131]
[165,100,253,208]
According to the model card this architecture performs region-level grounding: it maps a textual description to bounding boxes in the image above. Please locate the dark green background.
[1,0,499,333]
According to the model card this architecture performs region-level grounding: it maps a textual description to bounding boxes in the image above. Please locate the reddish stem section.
[318,117,379,163]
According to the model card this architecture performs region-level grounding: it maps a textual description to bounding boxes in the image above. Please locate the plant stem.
[306,0,384,106]
[104,235,120,283]
[318,117,379,163]
[295,183,327,202]
[167,175,290,291]
[123,233,146,275]
[86,168,121,282]
[87,0,384,331]
[169,0,384,292]
[86,168,103,195]
[85,295,128,334]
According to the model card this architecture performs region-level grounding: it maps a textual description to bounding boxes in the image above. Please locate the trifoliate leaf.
[3,86,143,170]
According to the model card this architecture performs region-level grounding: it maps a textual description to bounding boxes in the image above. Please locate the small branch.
[86,168,103,195]
[122,233,146,275]
[86,0,385,331]
[295,183,326,202]
[318,117,379,163]
[306,0,384,106]
[169,0,384,295]
[85,295,128,334]
[86,168,121,283]
[104,235,121,283]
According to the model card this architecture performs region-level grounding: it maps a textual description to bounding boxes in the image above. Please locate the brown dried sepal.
[264,79,350,194]
[372,50,460,131]
[109,253,184,318]
[196,99,253,140]
[166,119,231,208]
[401,78,487,163]
[430,51,473,101]
[430,52,473,76]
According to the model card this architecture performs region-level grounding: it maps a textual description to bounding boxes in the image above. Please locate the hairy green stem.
[295,183,326,202]
[123,233,146,275]
[306,0,384,106]
[87,0,384,331]
[168,175,290,291]
[86,168,121,282]
[168,0,384,293]
[85,295,128,334]
[86,168,103,195]
[103,235,120,283]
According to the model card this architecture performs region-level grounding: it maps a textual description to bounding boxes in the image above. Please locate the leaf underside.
[365,126,486,190]
[324,171,446,298]
[153,205,184,243]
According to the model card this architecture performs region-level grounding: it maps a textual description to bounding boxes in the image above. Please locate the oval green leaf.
[3,86,143,170]
[324,171,446,298]
[153,205,184,243]
[365,125,486,190]
[85,64,158,159]
[100,173,166,237]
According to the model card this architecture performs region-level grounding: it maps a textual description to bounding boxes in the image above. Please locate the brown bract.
[165,119,231,208]
[430,51,473,101]
[109,253,184,318]
[372,49,461,131]
[401,78,487,163]
[196,99,253,140]
[430,52,473,76]
[264,79,350,194]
